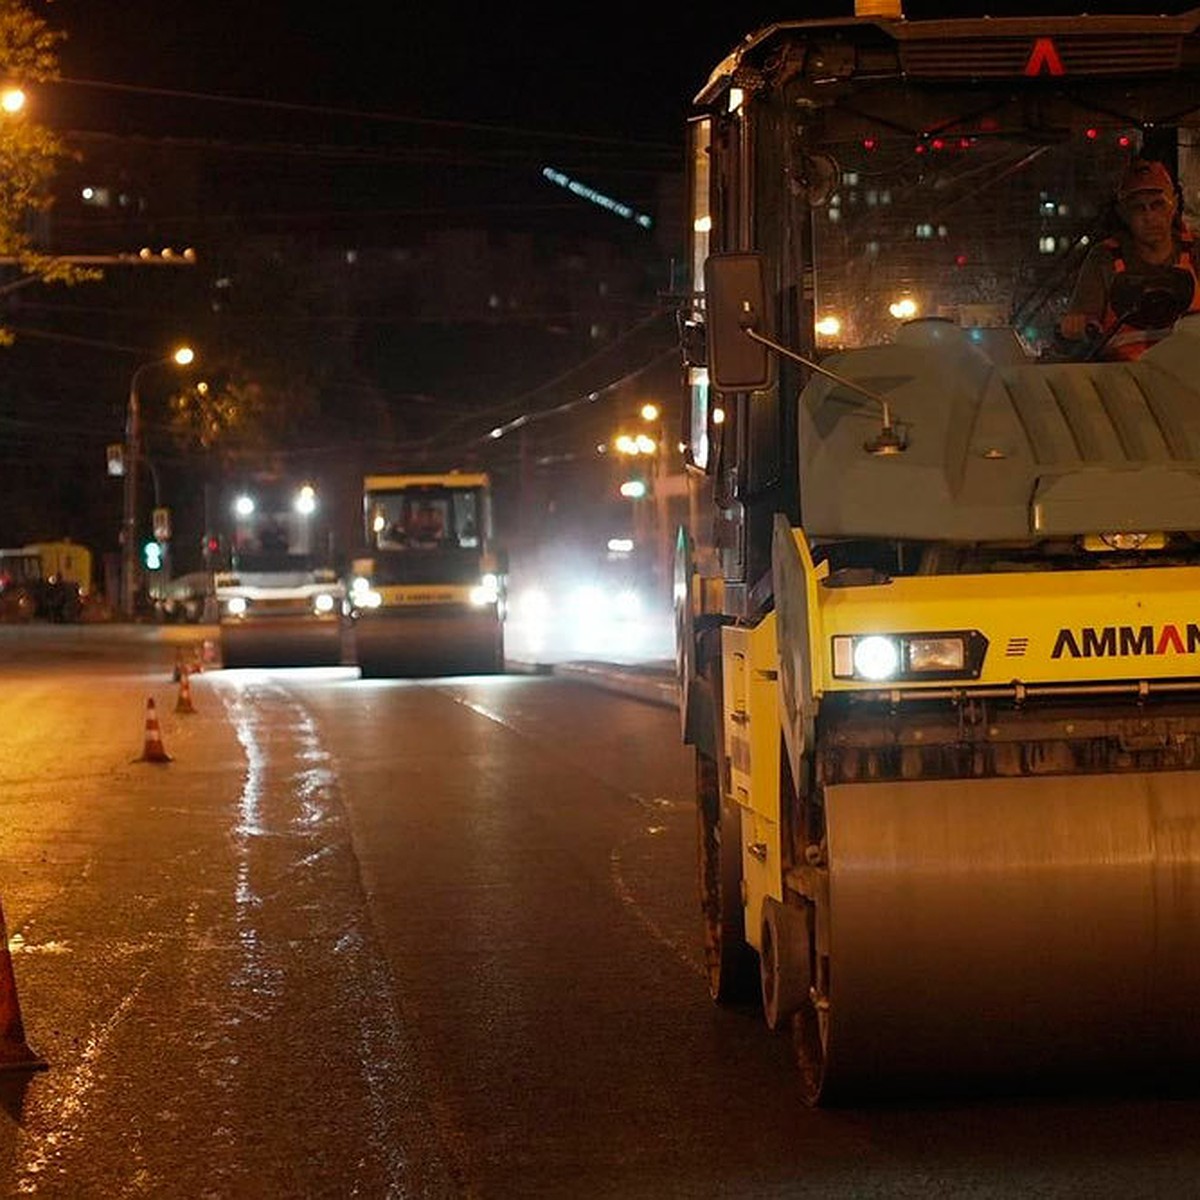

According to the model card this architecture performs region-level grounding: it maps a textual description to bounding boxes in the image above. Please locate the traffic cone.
[135,697,172,763]
[0,901,47,1072]
[175,668,196,715]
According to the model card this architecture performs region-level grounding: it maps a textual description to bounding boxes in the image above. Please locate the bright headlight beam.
[853,635,900,681]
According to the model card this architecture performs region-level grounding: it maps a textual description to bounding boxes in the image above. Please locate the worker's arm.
[1060,248,1112,340]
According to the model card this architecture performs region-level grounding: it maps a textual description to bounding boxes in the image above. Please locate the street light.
[120,345,195,618]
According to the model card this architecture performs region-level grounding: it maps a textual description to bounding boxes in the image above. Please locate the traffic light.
[143,540,164,571]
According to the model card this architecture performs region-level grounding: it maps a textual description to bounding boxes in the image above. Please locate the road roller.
[674,3,1200,1103]
[348,472,505,677]
[215,476,345,668]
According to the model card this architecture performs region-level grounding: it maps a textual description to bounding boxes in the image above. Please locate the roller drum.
[821,771,1200,1095]
[353,609,503,677]
[220,617,344,668]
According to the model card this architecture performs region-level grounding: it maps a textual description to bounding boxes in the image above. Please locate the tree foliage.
[0,1,67,270]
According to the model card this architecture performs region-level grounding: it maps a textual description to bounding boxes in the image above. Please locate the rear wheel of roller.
[696,749,758,1003]
[792,978,830,1106]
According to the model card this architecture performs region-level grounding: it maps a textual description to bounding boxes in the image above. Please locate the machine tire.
[792,983,831,1107]
[760,895,811,1032]
[696,749,758,1004]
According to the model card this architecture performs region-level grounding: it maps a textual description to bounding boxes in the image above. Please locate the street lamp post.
[120,346,195,618]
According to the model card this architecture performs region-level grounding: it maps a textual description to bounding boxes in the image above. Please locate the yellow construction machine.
[348,472,505,677]
[675,3,1200,1102]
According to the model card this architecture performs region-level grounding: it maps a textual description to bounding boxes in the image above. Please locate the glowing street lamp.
[121,345,196,617]
[1,87,26,115]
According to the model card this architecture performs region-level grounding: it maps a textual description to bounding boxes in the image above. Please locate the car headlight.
[312,592,336,615]
[515,587,550,621]
[613,588,642,619]
[571,585,608,621]
[225,596,248,617]
[832,631,985,682]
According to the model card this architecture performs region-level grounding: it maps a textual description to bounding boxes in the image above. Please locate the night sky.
[40,2,1200,207]
[8,0,1199,560]
[44,1,1200,135]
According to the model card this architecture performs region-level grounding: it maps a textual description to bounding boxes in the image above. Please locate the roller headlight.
[349,576,382,609]
[907,635,965,672]
[832,630,985,682]
[225,595,248,617]
[470,574,500,607]
[312,592,336,615]
[852,635,900,681]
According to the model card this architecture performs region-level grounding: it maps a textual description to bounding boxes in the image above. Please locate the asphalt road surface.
[1,626,1200,1198]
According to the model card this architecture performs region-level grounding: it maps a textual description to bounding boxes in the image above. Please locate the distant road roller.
[215,475,344,668]
[675,3,1200,1103]
[348,472,505,677]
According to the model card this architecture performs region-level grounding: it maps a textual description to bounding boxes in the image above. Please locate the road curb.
[545,661,678,710]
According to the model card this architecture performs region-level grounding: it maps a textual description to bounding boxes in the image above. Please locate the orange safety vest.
[1100,232,1200,359]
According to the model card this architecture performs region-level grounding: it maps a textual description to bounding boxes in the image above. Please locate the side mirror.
[703,252,776,392]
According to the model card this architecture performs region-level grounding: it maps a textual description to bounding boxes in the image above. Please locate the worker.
[1060,158,1200,358]
[407,502,445,545]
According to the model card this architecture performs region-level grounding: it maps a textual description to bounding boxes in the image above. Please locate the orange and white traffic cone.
[175,667,196,715]
[0,901,47,1072]
[136,697,172,763]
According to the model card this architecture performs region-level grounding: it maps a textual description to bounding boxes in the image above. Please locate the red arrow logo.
[1024,36,1065,76]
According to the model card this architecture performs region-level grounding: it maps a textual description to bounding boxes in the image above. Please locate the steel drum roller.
[821,772,1200,1094]
[353,610,503,677]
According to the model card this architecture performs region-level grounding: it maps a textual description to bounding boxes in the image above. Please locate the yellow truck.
[675,2,1200,1102]
[0,540,92,621]
[347,472,505,677]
